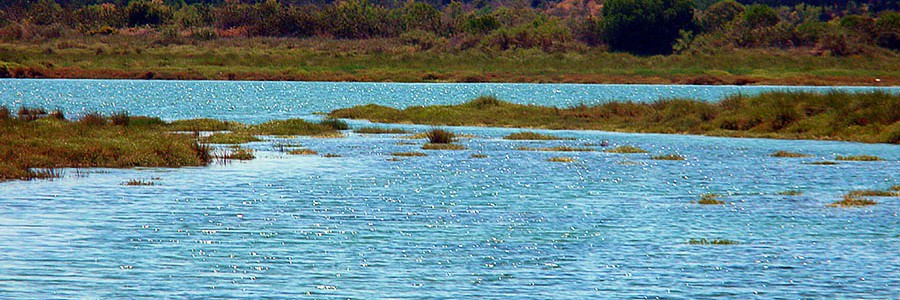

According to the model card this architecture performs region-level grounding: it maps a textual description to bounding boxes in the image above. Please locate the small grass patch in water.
[829,194,877,207]
[805,161,839,165]
[688,238,740,245]
[392,151,427,157]
[205,132,261,144]
[168,118,235,132]
[848,190,900,197]
[422,143,467,150]
[651,154,685,160]
[355,127,409,134]
[322,153,342,158]
[470,153,488,158]
[517,146,594,152]
[547,157,575,163]
[891,185,900,192]
[604,146,648,154]
[425,129,455,144]
[770,150,812,158]
[223,148,255,160]
[835,155,883,161]
[319,119,349,130]
[124,179,155,186]
[287,148,318,155]
[504,132,571,140]
[697,193,725,205]
[778,190,803,196]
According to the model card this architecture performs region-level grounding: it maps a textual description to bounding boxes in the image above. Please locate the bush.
[425,129,454,144]
[876,11,900,50]
[702,0,744,32]
[602,0,695,55]
[110,111,130,126]
[743,4,779,29]
[80,112,107,126]
[125,0,172,27]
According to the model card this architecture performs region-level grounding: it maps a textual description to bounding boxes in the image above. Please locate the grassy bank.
[0,109,344,181]
[1,37,898,85]
[329,91,900,144]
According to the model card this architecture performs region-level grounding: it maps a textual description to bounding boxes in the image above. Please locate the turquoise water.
[1,80,899,298]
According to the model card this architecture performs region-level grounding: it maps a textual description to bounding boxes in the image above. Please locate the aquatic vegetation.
[688,239,740,245]
[320,119,350,130]
[248,119,341,137]
[770,151,812,158]
[167,118,235,132]
[331,92,900,144]
[778,190,803,196]
[323,153,342,158]
[517,146,594,152]
[504,132,571,140]
[205,132,261,144]
[470,154,488,158]
[604,146,648,154]
[392,152,428,157]
[287,149,318,155]
[697,193,725,205]
[355,127,409,134]
[847,190,900,197]
[835,155,883,161]
[892,185,900,192]
[804,161,839,165]
[829,194,877,207]
[0,110,211,181]
[124,179,155,186]
[422,143,467,150]
[651,154,685,160]
[547,157,575,163]
[223,148,255,160]
[425,129,455,144]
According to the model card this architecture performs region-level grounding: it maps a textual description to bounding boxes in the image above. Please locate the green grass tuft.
[470,153,488,158]
[651,154,685,160]
[604,146,648,154]
[425,129,455,144]
[835,155,883,161]
[504,132,570,140]
[205,132,261,144]
[770,150,812,158]
[223,147,255,160]
[167,118,235,132]
[697,193,725,205]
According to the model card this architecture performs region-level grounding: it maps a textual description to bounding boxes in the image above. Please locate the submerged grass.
[651,154,685,160]
[688,239,740,245]
[770,151,812,158]
[330,92,900,144]
[697,193,725,205]
[504,132,571,140]
[355,127,409,134]
[604,146,648,154]
[829,194,877,207]
[835,155,883,161]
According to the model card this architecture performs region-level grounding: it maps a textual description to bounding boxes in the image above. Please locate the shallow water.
[1,80,899,298]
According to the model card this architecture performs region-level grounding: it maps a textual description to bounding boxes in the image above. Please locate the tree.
[602,0,696,55]
[702,0,743,32]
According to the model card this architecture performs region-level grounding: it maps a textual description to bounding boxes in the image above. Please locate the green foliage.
[319,118,349,130]
[29,0,63,26]
[743,4,779,29]
[702,0,744,32]
[602,0,695,55]
[876,11,900,50]
[125,0,173,27]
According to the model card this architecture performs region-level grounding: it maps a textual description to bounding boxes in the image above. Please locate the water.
[1,79,899,298]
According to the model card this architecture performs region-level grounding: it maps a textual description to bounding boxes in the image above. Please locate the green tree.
[125,0,172,27]
[876,11,900,50]
[29,0,63,26]
[742,4,778,29]
[701,0,743,32]
[602,0,695,55]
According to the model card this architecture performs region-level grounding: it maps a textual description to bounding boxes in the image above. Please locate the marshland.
[1,79,899,298]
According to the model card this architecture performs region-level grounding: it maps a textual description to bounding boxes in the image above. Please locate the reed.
[422,143,467,150]
[124,179,155,186]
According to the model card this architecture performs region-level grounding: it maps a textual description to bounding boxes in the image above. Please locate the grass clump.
[891,185,900,192]
[828,194,877,207]
[205,132,261,144]
[547,157,575,163]
[124,179,155,186]
[651,154,685,160]
[425,129,455,144]
[770,151,812,158]
[847,190,900,197]
[248,119,341,137]
[422,143,467,150]
[778,190,803,196]
[688,239,740,245]
[604,146,648,154]
[504,132,570,140]
[697,193,725,205]
[517,146,594,152]
[355,127,409,134]
[805,161,839,165]
[319,119,349,130]
[223,148,255,160]
[287,149,318,155]
[322,153,342,158]
[835,155,883,161]
[392,151,427,157]
[470,153,488,158]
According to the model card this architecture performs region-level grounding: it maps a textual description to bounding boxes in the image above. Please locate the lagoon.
[1,79,899,298]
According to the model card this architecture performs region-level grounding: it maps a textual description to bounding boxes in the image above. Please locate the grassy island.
[329,92,900,144]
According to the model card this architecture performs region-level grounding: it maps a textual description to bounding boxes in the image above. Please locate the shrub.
[876,12,900,50]
[110,111,130,126]
[701,0,744,32]
[0,106,9,120]
[79,112,107,126]
[425,129,454,144]
[602,0,695,55]
[743,4,778,29]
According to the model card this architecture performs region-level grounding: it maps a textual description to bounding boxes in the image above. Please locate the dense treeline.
[0,0,898,56]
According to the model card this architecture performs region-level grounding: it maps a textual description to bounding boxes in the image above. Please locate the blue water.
[1,79,899,298]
